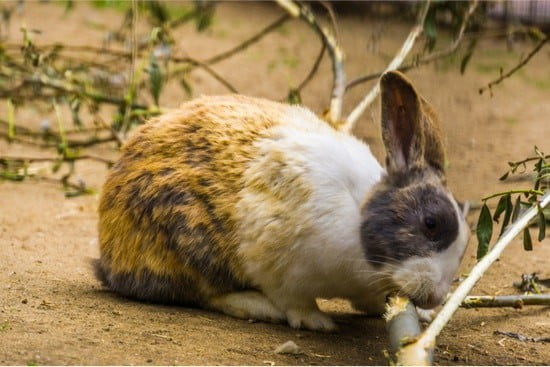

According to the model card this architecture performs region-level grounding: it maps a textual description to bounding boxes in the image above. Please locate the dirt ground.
[1,2,549,365]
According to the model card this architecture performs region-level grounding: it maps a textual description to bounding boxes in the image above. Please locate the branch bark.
[461,294,550,308]
[385,295,430,364]
[396,190,550,365]
[276,0,345,125]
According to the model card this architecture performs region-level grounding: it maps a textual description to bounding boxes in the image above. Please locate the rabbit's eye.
[424,216,437,229]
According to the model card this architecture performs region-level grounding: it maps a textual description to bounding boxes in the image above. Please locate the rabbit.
[95,71,470,332]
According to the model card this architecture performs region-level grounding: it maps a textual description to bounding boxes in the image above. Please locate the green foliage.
[476,204,492,259]
[476,147,549,259]
[148,55,163,106]
[287,89,302,105]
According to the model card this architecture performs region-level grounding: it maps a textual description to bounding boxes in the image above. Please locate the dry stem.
[479,34,549,95]
[276,0,345,125]
[462,294,550,308]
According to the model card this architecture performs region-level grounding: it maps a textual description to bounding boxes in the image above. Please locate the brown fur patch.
[97,95,292,305]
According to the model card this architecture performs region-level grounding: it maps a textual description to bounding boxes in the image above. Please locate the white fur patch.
[235,106,385,313]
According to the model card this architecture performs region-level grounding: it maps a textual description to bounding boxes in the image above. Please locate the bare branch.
[276,0,345,125]
[384,295,430,364]
[461,294,550,308]
[397,191,550,365]
[204,14,290,65]
[494,330,550,343]
[0,154,114,165]
[296,42,326,93]
[346,0,479,92]
[172,57,239,93]
[479,34,549,95]
[343,1,431,134]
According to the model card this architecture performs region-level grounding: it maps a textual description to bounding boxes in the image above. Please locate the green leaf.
[460,38,477,75]
[195,4,214,32]
[523,227,533,251]
[179,77,193,98]
[492,195,508,223]
[146,1,170,24]
[499,171,509,181]
[527,27,546,42]
[149,55,163,106]
[499,194,513,237]
[51,159,63,173]
[423,11,437,52]
[7,99,15,141]
[70,97,82,129]
[476,203,493,260]
[287,89,302,105]
[511,195,521,222]
[538,208,546,242]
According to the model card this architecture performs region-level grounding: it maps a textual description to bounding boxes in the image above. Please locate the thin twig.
[462,294,550,308]
[181,58,238,93]
[479,34,549,95]
[482,189,544,202]
[396,191,550,365]
[296,42,326,92]
[343,1,431,134]
[346,0,479,92]
[494,330,550,343]
[276,0,345,125]
[0,154,114,165]
[204,14,290,65]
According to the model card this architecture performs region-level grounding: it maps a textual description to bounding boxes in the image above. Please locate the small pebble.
[274,340,300,355]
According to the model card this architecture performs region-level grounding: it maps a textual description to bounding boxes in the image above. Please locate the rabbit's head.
[360,71,469,309]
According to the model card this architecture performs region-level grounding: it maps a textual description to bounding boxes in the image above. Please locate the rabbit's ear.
[419,97,446,174]
[380,71,425,173]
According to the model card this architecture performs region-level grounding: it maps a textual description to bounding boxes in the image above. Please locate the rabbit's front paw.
[286,308,336,332]
[416,307,436,323]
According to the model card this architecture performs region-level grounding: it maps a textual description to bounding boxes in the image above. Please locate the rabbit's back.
[96,95,380,306]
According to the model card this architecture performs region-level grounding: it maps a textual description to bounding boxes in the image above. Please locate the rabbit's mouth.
[409,291,446,309]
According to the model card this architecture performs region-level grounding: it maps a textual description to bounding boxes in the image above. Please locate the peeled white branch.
[342,1,431,133]
[276,0,345,125]
[385,296,430,364]
[397,191,550,365]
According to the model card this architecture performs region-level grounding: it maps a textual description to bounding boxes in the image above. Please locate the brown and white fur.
[95,71,469,331]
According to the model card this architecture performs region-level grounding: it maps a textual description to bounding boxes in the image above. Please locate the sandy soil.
[1,2,549,365]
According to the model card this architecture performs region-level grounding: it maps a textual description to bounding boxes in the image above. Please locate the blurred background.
[0,1,549,366]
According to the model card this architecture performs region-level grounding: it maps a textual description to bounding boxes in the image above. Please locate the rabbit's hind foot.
[286,307,336,332]
[208,291,286,323]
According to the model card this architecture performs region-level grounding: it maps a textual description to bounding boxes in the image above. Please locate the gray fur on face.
[360,168,459,267]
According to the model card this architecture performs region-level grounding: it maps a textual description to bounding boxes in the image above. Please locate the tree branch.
[385,295,430,364]
[479,34,549,95]
[204,14,290,65]
[342,1,431,134]
[276,0,345,125]
[0,154,114,165]
[296,41,326,93]
[462,294,550,308]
